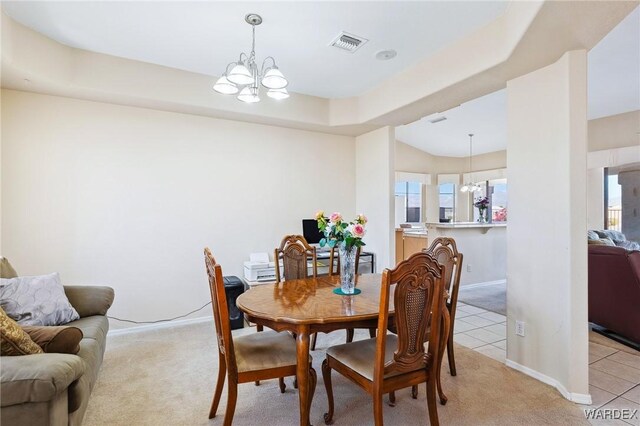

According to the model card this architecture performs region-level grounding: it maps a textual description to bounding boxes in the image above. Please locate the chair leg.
[294,376,298,389]
[437,309,450,405]
[426,378,440,426]
[311,333,318,351]
[368,328,376,338]
[388,391,396,407]
[256,324,264,332]
[411,385,418,399]
[208,352,227,419]
[322,360,334,425]
[346,328,354,343]
[223,379,238,426]
[447,334,457,376]
[254,381,260,386]
[279,377,286,393]
[373,392,384,426]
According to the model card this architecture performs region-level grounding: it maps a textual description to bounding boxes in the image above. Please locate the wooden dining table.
[236,273,388,426]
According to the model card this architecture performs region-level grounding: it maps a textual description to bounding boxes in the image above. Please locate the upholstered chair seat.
[234,331,311,373]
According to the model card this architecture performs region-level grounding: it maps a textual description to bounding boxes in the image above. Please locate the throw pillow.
[0,307,44,356]
[587,230,599,241]
[0,257,18,279]
[22,326,83,354]
[0,273,80,326]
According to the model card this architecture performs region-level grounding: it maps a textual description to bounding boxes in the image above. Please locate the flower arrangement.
[315,211,367,250]
[474,197,490,223]
[473,197,489,210]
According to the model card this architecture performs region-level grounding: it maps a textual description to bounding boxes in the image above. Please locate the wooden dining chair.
[204,248,316,425]
[403,237,463,401]
[328,246,375,343]
[424,237,463,377]
[275,235,320,349]
[321,251,447,426]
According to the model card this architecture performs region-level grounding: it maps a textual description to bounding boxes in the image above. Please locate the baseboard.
[460,279,506,290]
[505,359,592,405]
[107,315,213,336]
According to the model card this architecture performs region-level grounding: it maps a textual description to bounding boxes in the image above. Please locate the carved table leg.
[296,326,312,426]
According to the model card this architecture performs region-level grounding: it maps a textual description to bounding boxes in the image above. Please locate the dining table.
[236,273,387,426]
[236,273,450,426]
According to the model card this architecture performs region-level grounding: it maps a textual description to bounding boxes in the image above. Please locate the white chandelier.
[213,14,289,103]
[460,133,482,193]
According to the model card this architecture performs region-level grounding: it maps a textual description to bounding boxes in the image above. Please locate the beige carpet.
[85,322,589,425]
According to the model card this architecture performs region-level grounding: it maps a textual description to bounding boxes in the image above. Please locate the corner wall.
[356,127,395,271]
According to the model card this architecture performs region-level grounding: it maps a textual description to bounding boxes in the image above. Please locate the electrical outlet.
[515,321,525,337]
[467,264,472,272]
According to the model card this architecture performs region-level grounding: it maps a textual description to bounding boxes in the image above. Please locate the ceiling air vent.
[329,32,368,53]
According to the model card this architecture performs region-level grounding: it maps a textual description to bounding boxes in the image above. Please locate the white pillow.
[0,273,80,326]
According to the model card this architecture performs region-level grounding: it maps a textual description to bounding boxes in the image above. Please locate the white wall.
[356,127,395,271]
[506,50,590,402]
[587,168,605,230]
[1,89,356,329]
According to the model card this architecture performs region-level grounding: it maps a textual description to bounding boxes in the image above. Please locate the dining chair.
[403,237,463,401]
[328,246,375,343]
[204,248,316,425]
[321,251,447,426]
[275,235,320,349]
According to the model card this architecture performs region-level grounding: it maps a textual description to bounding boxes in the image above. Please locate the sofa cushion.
[587,230,600,241]
[0,353,85,407]
[595,230,626,244]
[589,238,616,246]
[0,258,18,279]
[0,273,80,326]
[23,326,83,355]
[0,307,43,356]
[70,316,109,345]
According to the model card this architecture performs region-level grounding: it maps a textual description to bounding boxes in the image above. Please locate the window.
[605,169,621,231]
[490,179,508,222]
[439,183,455,222]
[395,181,422,223]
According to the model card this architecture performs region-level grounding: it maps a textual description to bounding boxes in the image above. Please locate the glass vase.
[478,208,488,223]
[339,244,357,294]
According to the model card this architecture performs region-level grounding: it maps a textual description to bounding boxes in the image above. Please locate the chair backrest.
[424,237,463,307]
[374,252,445,381]
[274,235,317,281]
[204,248,237,376]
[328,246,361,277]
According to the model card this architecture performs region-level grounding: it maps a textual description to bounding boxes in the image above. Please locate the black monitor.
[302,219,323,244]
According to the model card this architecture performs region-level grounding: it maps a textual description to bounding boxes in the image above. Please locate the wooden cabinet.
[395,229,428,264]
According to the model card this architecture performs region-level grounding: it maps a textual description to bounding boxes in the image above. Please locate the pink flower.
[352,224,366,238]
[329,212,342,223]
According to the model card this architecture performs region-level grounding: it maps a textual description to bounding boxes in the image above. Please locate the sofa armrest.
[64,286,114,318]
[0,353,85,407]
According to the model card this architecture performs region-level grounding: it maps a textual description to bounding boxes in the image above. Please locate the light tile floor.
[453,302,640,425]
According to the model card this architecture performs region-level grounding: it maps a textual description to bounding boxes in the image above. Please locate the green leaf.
[328,239,336,248]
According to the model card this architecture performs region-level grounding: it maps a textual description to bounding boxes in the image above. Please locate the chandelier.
[213,14,289,102]
[460,133,482,193]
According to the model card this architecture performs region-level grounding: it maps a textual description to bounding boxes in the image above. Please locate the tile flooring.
[453,302,640,425]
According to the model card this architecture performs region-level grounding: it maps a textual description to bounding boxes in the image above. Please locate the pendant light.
[460,134,482,193]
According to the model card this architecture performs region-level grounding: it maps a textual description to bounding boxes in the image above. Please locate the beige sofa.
[1,261,114,426]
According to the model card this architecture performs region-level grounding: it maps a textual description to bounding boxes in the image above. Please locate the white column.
[506,50,590,403]
[356,127,395,271]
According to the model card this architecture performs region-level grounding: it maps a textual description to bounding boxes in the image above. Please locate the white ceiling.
[397,6,640,157]
[1,1,508,99]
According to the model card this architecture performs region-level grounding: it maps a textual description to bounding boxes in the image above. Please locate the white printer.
[243,253,277,282]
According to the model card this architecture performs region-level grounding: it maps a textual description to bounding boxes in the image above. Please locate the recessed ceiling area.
[0,1,508,99]
[396,6,639,157]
